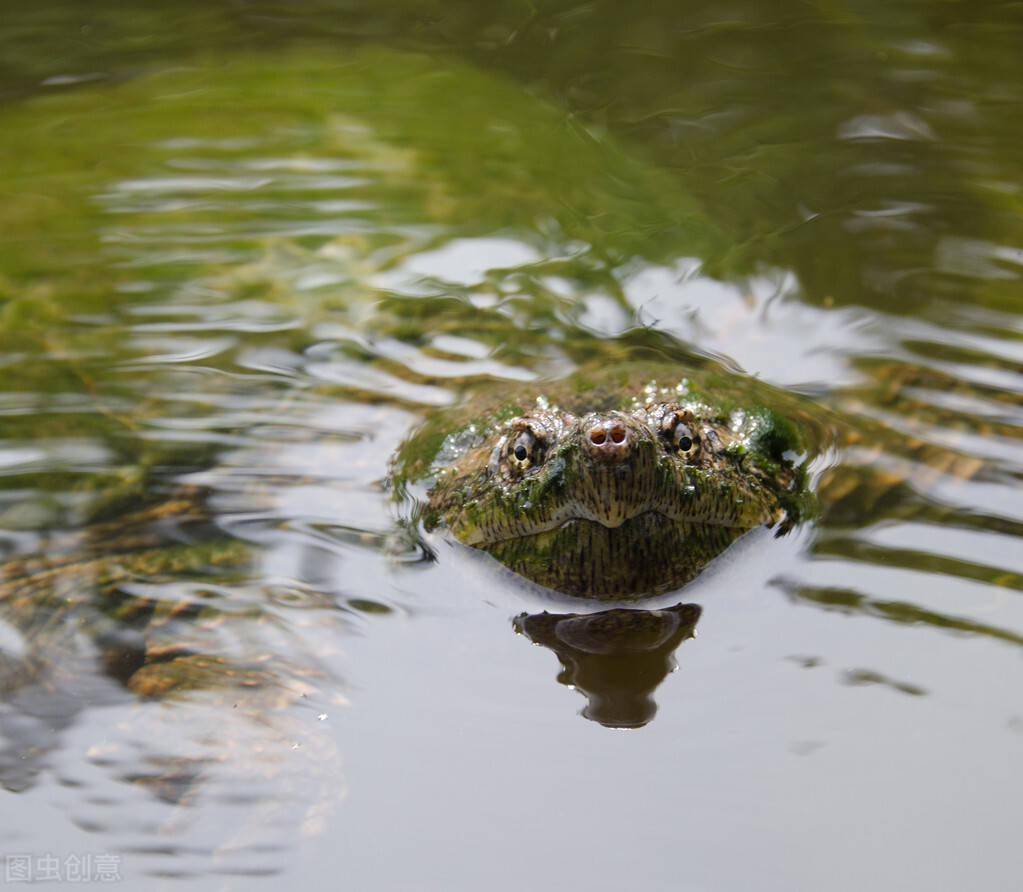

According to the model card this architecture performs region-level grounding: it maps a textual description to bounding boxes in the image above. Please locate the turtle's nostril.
[588,423,628,451]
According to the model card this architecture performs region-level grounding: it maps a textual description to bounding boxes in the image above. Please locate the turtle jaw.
[452,434,673,546]
[448,484,662,548]
[448,464,780,548]
[454,502,662,548]
[476,513,748,599]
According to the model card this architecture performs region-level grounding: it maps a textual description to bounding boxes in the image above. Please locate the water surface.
[1,3,1022,890]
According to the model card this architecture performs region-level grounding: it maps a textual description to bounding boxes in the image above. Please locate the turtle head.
[423,398,804,598]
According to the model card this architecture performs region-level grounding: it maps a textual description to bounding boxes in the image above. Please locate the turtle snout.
[584,418,631,462]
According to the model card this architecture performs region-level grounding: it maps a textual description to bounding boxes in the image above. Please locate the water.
[1,2,1022,889]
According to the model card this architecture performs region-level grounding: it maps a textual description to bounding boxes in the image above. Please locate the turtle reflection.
[514,603,701,728]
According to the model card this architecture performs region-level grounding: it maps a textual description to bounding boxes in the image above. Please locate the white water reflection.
[372,236,543,291]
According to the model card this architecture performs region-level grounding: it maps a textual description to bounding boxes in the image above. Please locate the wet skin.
[394,366,814,599]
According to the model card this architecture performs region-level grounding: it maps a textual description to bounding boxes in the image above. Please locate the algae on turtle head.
[392,363,818,599]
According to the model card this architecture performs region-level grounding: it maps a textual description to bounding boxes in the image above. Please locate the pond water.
[1,2,1022,889]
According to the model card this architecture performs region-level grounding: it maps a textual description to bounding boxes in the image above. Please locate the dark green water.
[1,2,1022,889]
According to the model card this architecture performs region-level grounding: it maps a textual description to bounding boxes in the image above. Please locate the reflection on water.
[0,0,1022,888]
[514,604,701,728]
[0,488,347,876]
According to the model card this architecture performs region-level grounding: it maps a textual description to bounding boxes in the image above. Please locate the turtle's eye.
[509,430,542,470]
[660,411,701,461]
[672,422,699,456]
